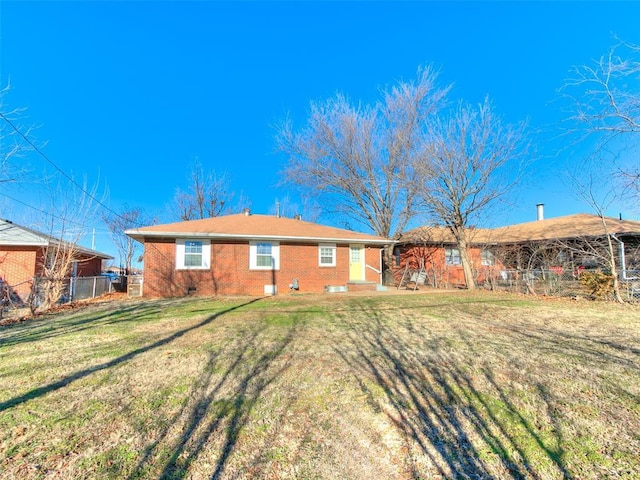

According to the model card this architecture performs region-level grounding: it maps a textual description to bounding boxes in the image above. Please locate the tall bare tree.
[276,66,450,281]
[173,161,235,221]
[562,40,640,196]
[417,98,529,290]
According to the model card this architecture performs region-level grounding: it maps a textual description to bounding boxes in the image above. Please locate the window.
[319,244,336,266]
[393,246,401,267]
[250,241,280,270]
[445,247,461,266]
[481,249,495,266]
[256,243,272,267]
[185,241,203,266]
[176,239,210,269]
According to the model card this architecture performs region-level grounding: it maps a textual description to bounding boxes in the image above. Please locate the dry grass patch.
[0,292,638,479]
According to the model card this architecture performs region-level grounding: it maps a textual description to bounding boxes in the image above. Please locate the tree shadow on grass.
[123,308,298,479]
[332,305,575,479]
[0,298,183,348]
[0,297,264,412]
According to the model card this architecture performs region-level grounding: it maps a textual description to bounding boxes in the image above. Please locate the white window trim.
[481,249,495,266]
[318,243,337,267]
[176,239,211,270]
[249,241,280,270]
[445,247,461,266]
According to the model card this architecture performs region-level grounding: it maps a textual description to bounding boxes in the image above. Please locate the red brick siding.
[74,256,103,277]
[0,247,105,302]
[0,246,38,301]
[392,244,502,288]
[142,239,384,297]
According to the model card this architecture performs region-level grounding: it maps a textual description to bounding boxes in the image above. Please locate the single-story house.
[394,210,640,288]
[125,212,390,297]
[0,219,113,303]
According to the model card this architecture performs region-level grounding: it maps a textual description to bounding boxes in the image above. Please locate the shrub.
[579,270,614,300]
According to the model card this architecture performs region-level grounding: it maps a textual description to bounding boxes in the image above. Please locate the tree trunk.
[456,235,477,290]
[606,234,624,303]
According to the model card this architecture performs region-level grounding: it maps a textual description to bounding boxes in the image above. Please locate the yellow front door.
[349,244,365,281]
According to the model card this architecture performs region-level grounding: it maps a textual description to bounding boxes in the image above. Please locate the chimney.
[536,204,544,221]
[243,208,251,216]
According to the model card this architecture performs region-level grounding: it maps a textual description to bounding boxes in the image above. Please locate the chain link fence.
[477,267,640,303]
[399,265,640,303]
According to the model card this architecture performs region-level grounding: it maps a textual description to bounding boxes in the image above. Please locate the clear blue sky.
[1,1,639,259]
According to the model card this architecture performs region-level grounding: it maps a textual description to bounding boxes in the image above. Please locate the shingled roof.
[399,213,640,245]
[125,213,390,244]
[0,219,113,259]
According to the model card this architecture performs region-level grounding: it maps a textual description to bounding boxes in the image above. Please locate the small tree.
[29,181,102,314]
[102,206,149,275]
[416,98,529,289]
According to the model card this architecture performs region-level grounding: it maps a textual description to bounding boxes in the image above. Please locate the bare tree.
[567,166,625,302]
[0,83,33,184]
[276,66,450,281]
[173,161,235,221]
[562,40,640,196]
[416,98,529,290]
[102,206,149,275]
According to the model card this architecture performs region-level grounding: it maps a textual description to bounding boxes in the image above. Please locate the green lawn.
[1,292,638,479]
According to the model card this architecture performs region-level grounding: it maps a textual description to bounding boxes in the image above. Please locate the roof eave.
[125,230,392,245]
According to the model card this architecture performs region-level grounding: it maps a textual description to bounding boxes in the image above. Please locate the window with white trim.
[250,241,280,270]
[481,249,495,266]
[445,247,461,266]
[176,239,211,269]
[318,244,336,266]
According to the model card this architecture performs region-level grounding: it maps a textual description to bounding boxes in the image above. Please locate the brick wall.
[0,247,106,302]
[392,244,501,288]
[142,238,384,297]
[0,246,38,302]
[74,256,103,277]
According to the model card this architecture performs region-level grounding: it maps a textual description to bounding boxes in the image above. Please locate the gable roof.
[125,214,391,245]
[399,213,640,245]
[0,219,113,259]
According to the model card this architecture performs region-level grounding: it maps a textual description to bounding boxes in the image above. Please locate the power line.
[0,111,145,227]
[0,191,108,231]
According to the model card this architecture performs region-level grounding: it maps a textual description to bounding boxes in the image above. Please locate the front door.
[349,244,365,281]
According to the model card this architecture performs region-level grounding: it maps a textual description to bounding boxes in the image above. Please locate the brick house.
[394,212,640,289]
[125,212,390,297]
[0,219,113,303]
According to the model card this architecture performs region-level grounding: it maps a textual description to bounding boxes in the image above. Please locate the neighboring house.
[394,211,640,288]
[0,219,113,303]
[125,212,390,297]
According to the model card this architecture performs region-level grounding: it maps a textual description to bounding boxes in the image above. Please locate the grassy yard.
[0,291,638,479]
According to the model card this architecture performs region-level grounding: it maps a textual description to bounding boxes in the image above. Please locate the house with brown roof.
[125,212,390,297]
[0,219,113,303]
[394,211,640,289]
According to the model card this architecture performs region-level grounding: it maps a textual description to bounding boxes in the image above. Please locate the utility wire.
[0,111,145,227]
[0,192,109,231]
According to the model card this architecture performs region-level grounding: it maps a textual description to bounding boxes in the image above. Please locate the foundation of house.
[346,281,379,292]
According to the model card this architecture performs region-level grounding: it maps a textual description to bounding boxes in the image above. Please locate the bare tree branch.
[276,65,450,239]
[561,40,640,198]
[172,161,236,220]
[417,97,529,289]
